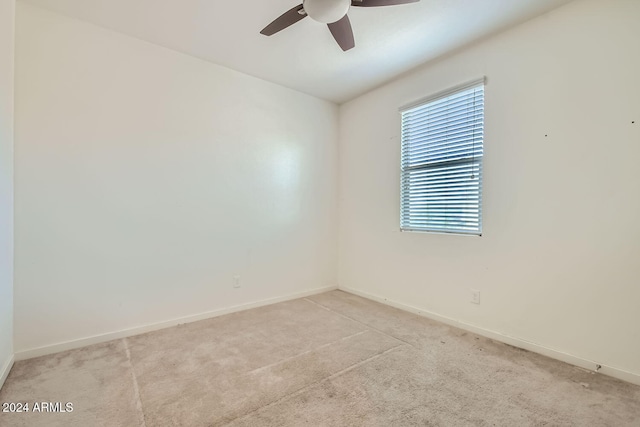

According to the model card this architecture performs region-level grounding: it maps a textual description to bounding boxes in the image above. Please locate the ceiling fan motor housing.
[303,0,351,24]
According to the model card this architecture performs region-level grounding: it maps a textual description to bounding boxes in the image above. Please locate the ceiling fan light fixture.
[302,0,351,24]
[260,0,420,52]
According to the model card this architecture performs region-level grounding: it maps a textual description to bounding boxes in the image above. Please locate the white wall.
[339,0,640,381]
[14,3,338,355]
[0,0,15,387]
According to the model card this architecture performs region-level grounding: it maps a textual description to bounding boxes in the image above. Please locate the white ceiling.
[20,0,574,103]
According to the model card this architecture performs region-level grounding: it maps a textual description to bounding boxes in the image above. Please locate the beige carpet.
[1,290,639,426]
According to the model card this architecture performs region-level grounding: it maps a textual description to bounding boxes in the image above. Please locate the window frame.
[399,78,486,236]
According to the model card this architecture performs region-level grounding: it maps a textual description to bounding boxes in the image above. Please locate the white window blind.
[400,80,484,235]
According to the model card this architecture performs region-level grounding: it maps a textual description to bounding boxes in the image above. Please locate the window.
[400,79,485,235]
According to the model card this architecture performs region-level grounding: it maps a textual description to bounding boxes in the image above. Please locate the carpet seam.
[303,297,416,348]
[123,338,148,427]
[245,330,370,376]
[221,344,406,426]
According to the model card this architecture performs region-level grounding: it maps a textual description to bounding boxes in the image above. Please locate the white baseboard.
[15,285,338,361]
[0,354,14,391]
[340,286,640,387]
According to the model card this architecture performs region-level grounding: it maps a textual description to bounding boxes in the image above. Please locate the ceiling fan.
[260,0,420,52]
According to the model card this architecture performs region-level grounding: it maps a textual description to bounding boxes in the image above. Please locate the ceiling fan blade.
[351,0,419,6]
[328,15,355,51]
[260,4,306,36]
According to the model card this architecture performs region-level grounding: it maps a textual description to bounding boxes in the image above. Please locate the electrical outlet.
[233,275,241,289]
[471,289,480,304]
